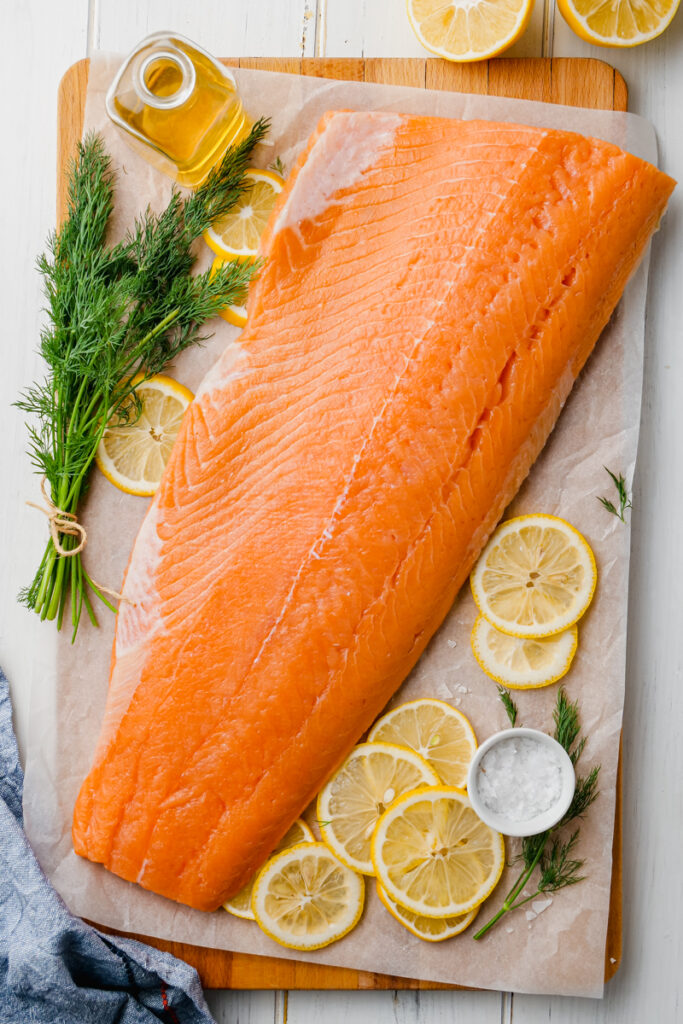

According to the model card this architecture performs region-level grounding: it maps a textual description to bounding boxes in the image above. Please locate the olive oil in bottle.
[106,32,250,187]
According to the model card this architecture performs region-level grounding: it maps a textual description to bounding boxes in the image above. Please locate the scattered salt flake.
[505,926,514,934]
[610,957,617,964]
[531,898,553,916]
[455,684,470,693]
[446,640,457,649]
[454,698,461,706]
[525,909,537,922]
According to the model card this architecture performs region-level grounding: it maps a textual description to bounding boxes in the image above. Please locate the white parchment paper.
[22,54,664,997]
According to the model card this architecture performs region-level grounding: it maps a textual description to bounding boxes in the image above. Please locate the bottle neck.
[134,48,196,110]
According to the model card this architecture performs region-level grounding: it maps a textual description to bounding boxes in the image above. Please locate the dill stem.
[126,308,181,365]
[31,543,53,615]
[20,128,268,637]
[36,545,57,617]
[473,834,548,941]
[81,581,98,629]
[83,571,118,614]
[46,548,67,620]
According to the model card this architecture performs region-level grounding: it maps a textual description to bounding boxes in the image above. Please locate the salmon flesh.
[72,112,675,911]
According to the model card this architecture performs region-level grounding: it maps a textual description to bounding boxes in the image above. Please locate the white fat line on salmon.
[244,139,548,678]
[269,112,405,239]
[194,339,252,403]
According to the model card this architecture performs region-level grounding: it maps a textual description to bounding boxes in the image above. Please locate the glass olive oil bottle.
[106,31,250,187]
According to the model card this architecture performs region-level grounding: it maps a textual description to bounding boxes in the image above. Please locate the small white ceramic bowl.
[467,727,575,837]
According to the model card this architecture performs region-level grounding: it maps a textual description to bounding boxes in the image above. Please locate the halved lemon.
[318,743,439,874]
[471,615,578,690]
[204,168,284,259]
[470,514,597,639]
[223,818,313,920]
[406,0,534,62]
[95,374,193,497]
[251,842,364,951]
[371,786,505,918]
[558,0,680,47]
[376,883,479,941]
[368,699,477,790]
[210,256,249,327]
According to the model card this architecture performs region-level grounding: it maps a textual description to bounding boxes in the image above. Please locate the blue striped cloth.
[0,667,216,1024]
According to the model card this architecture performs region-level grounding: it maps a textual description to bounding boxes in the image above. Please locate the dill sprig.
[18,123,268,640]
[268,156,286,177]
[473,687,600,940]
[597,467,632,523]
[497,685,518,727]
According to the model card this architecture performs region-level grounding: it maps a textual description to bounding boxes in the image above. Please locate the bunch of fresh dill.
[18,121,268,640]
[473,688,600,940]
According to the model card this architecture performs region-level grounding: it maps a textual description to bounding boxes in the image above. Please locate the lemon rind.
[371,786,505,919]
[219,303,248,327]
[251,841,364,951]
[222,898,256,921]
[471,615,579,690]
[470,513,597,639]
[376,883,479,941]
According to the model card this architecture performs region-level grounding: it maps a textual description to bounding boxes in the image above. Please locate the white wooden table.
[1,1,681,1021]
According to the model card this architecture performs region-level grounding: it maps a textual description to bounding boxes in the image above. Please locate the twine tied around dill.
[26,477,130,604]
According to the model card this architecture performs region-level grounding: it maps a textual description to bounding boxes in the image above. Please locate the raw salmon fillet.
[73,112,674,911]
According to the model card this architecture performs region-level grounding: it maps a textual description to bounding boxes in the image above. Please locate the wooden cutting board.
[57,55,624,991]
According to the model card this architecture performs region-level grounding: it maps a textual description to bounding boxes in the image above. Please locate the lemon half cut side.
[558,0,681,47]
[406,0,534,62]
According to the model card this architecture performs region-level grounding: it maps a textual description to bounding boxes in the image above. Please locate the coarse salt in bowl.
[466,727,575,837]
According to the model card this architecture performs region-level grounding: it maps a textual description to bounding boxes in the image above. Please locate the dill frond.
[18,124,268,639]
[598,467,632,523]
[497,685,518,726]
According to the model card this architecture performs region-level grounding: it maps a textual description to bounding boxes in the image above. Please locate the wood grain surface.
[59,54,624,993]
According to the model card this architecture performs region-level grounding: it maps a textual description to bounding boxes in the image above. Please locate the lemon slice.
[406,0,533,62]
[210,256,249,327]
[223,818,313,920]
[318,743,439,874]
[204,168,284,259]
[557,0,680,46]
[470,514,597,639]
[251,842,364,951]
[371,786,505,918]
[471,615,578,690]
[95,374,193,497]
[220,302,248,327]
[376,883,479,941]
[368,699,477,790]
